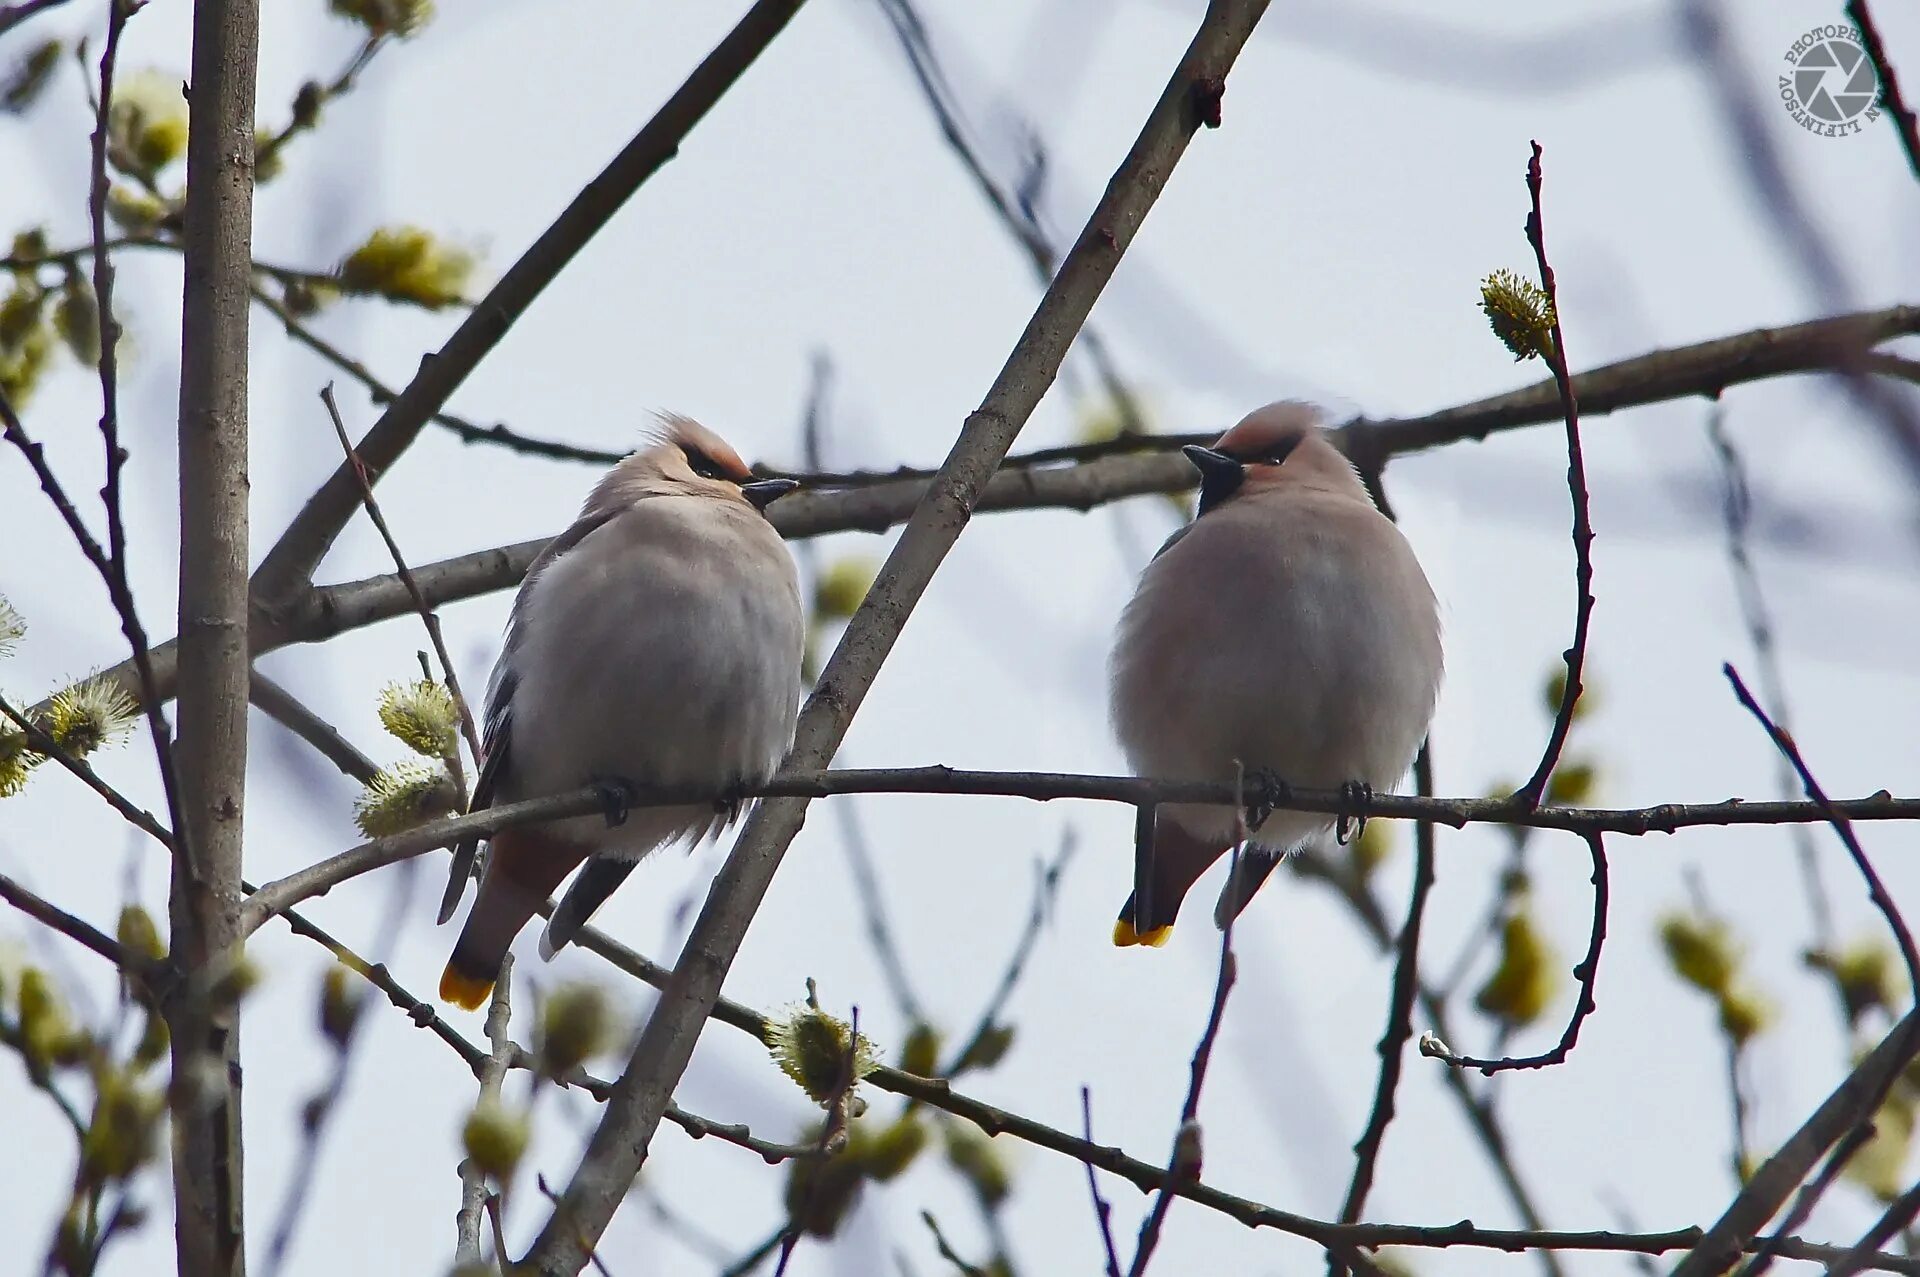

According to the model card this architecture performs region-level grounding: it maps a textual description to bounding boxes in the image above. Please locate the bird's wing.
[538,856,639,959]
[436,510,619,926]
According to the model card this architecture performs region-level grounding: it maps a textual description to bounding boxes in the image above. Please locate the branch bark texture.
[170,0,259,1270]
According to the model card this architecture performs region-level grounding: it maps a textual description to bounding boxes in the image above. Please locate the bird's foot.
[1336,780,1373,846]
[1243,768,1290,834]
[713,780,750,823]
[592,777,637,829]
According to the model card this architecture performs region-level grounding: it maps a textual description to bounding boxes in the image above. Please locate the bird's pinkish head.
[587,414,798,518]
[1184,401,1367,515]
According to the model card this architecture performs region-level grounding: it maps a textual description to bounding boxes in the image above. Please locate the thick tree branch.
[1672,1004,1920,1276]
[522,5,1273,1271]
[249,0,809,600]
[169,0,259,1269]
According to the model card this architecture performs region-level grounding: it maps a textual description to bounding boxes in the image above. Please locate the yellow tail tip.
[439,965,494,1011]
[1112,918,1173,948]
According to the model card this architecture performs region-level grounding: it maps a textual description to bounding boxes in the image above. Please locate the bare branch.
[249,0,811,601]
[1514,142,1596,810]
[318,384,482,774]
[1726,664,1920,999]
[1128,845,1242,1275]
[942,833,1074,1075]
[169,0,261,1266]
[1420,831,1610,1073]
[248,672,378,784]
[0,871,132,975]
[0,0,69,39]
[234,763,1920,933]
[455,956,515,1268]
[1847,0,1920,183]
[1672,1009,1920,1274]
[1081,1088,1123,1277]
[1335,747,1439,1266]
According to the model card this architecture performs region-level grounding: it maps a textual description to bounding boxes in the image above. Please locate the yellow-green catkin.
[339,226,473,308]
[1479,268,1555,363]
[766,1005,878,1106]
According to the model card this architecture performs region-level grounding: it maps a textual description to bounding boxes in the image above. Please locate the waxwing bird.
[437,415,805,1010]
[1107,402,1442,946]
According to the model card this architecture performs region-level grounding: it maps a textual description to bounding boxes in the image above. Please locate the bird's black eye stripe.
[1239,435,1303,467]
[680,445,732,482]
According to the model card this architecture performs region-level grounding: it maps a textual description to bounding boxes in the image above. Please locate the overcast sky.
[4,1,1920,1274]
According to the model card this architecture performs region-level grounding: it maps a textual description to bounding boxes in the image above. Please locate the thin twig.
[1827,1177,1920,1277]
[248,671,380,784]
[0,872,133,975]
[1514,141,1595,810]
[456,955,516,1268]
[1848,0,1920,182]
[942,831,1074,1075]
[1130,770,1250,1277]
[772,1005,861,1277]
[1335,746,1437,1261]
[1716,662,1920,1274]
[0,0,71,39]
[1421,831,1609,1073]
[83,0,183,857]
[1725,664,1920,997]
[919,1210,988,1277]
[261,854,417,1277]
[319,383,483,773]
[1081,1087,1123,1277]
[234,763,1920,934]
[1705,408,1834,952]
[251,284,623,462]
[0,691,172,847]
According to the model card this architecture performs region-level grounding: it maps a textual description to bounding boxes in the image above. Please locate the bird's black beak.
[1182,446,1244,515]
[741,477,800,512]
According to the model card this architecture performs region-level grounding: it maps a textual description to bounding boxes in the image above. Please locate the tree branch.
[521,4,1273,1270]
[1420,831,1609,1073]
[1671,1008,1920,1274]
[1848,0,1920,183]
[0,872,133,975]
[249,0,810,601]
[1334,747,1439,1271]
[1513,141,1595,810]
[168,0,259,1267]
[232,763,1920,933]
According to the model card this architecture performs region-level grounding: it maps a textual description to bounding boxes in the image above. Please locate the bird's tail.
[1113,815,1232,947]
[440,828,586,1010]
